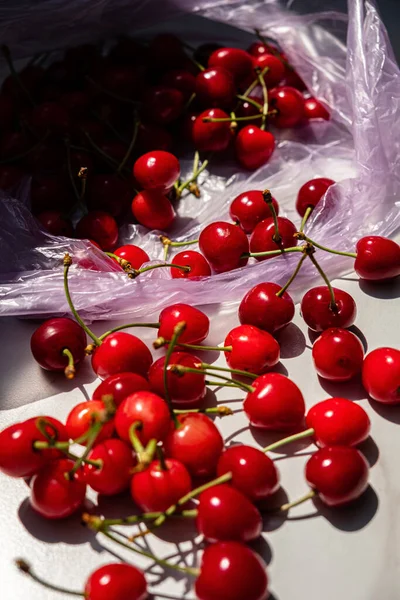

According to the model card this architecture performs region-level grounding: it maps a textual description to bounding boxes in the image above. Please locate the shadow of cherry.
[276,323,307,358]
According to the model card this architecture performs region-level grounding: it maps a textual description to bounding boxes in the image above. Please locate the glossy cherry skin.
[31,317,86,372]
[30,458,86,519]
[250,216,297,259]
[113,245,150,270]
[162,69,196,101]
[66,400,115,444]
[93,372,150,407]
[149,352,206,407]
[235,126,275,170]
[312,328,364,381]
[224,325,280,374]
[248,41,278,57]
[236,96,262,127]
[158,303,210,345]
[354,236,400,281]
[239,282,295,333]
[131,189,175,231]
[76,211,118,251]
[142,86,184,125]
[171,250,211,279]
[84,439,136,495]
[253,54,285,87]
[197,484,262,543]
[269,86,304,128]
[195,542,269,600]
[164,413,223,477]
[300,286,357,332]
[199,221,249,273]
[0,416,68,478]
[194,43,222,67]
[217,445,279,502]
[192,109,232,152]
[362,347,400,404]
[304,97,330,120]
[244,373,305,432]
[91,332,153,381]
[84,563,147,600]
[37,211,74,237]
[296,177,335,217]
[87,174,131,218]
[305,446,369,507]
[195,67,235,108]
[131,458,192,512]
[115,391,171,445]
[230,190,279,234]
[208,48,254,84]
[306,397,371,447]
[133,151,180,193]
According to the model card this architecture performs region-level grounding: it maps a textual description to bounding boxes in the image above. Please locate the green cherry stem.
[65,142,82,203]
[15,560,83,597]
[131,263,190,278]
[174,405,233,416]
[201,362,258,381]
[77,167,88,202]
[98,322,159,342]
[170,365,254,393]
[236,94,262,111]
[176,158,209,197]
[117,115,139,174]
[68,422,103,479]
[85,76,138,106]
[164,322,187,427]
[276,251,308,297]
[240,66,269,100]
[153,337,231,352]
[299,206,313,233]
[263,189,280,241]
[82,509,196,530]
[1,46,36,106]
[62,348,76,380]
[203,114,262,124]
[263,428,314,453]
[307,251,338,311]
[296,234,357,258]
[280,489,316,512]
[255,67,269,130]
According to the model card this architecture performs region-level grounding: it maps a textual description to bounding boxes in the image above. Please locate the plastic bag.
[0,0,399,321]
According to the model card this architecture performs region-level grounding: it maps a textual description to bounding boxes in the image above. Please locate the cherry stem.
[98,322,159,342]
[68,421,103,479]
[131,263,190,278]
[0,134,49,165]
[280,489,316,512]
[236,94,262,111]
[83,131,127,175]
[129,422,145,454]
[154,339,232,352]
[297,234,357,258]
[174,406,233,416]
[85,76,138,106]
[205,380,243,388]
[201,363,258,381]
[203,114,262,124]
[82,509,195,530]
[117,115,139,174]
[156,445,168,471]
[307,252,338,311]
[263,427,314,453]
[255,67,269,130]
[15,560,83,596]
[184,92,196,110]
[63,254,102,346]
[240,66,269,100]
[246,245,303,258]
[160,236,199,249]
[104,251,131,269]
[78,167,88,201]
[164,322,187,426]
[254,29,291,69]
[33,441,102,469]
[65,142,82,204]
[263,189,280,241]
[299,206,313,233]
[176,158,209,197]
[171,365,254,393]
[62,348,75,380]
[276,252,307,297]
[1,46,36,106]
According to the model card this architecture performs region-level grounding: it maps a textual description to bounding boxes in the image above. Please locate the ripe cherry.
[306,397,371,447]
[236,96,262,127]
[131,189,175,230]
[142,86,184,125]
[0,130,31,160]
[93,372,150,407]
[192,108,232,152]
[354,236,400,281]
[305,446,369,507]
[208,48,254,84]
[31,317,86,373]
[115,391,171,445]
[253,54,285,87]
[194,43,222,67]
[31,101,70,136]
[239,282,295,333]
[296,177,335,217]
[217,445,280,502]
[197,484,262,543]
[224,325,280,374]
[230,190,279,233]
[195,67,235,108]
[304,97,330,121]
[158,303,210,345]
[171,250,211,279]
[30,174,70,214]
[37,211,74,237]
[269,86,304,128]
[164,413,223,477]
[91,332,153,380]
[162,69,196,101]
[137,122,172,153]
[30,458,86,519]
[195,542,269,600]
[84,439,136,495]
[87,175,131,218]
[131,458,192,512]
[362,347,400,404]
[84,563,147,600]
[312,328,364,381]
[301,286,357,331]
[244,373,305,431]
[66,400,115,444]
[148,352,206,408]
[0,165,24,189]
[284,67,307,91]
[248,41,278,57]
[133,150,180,193]
[60,90,90,118]
[76,211,118,251]
[113,244,150,270]
[101,65,143,100]
[235,126,275,170]
[250,216,297,259]
[199,221,249,273]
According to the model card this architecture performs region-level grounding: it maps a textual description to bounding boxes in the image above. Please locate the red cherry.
[101,65,143,100]
[113,245,150,270]
[362,347,400,404]
[306,397,371,447]
[180,110,199,142]
[208,48,254,84]
[91,332,152,380]
[84,563,147,600]
[296,177,335,217]
[60,90,90,118]
[217,445,279,502]
[248,41,278,57]
[142,87,184,125]
[253,54,285,87]
[164,413,223,477]
[236,96,262,128]
[115,391,171,445]
[305,446,369,507]
[133,150,180,193]
[269,86,304,128]
[131,189,175,230]
[171,250,211,279]
[31,102,70,135]
[249,216,297,259]
[224,324,280,374]
[162,69,196,101]
[131,458,192,512]
[195,67,235,108]
[239,282,295,333]
[148,352,206,408]
[31,317,86,372]
[29,139,66,173]
[194,43,222,67]
[230,190,279,233]
[96,139,128,167]
[158,303,210,345]
[354,236,400,281]
[66,400,115,444]
[197,484,262,543]
[192,108,232,152]
[284,67,307,91]
[84,439,136,495]
[195,542,269,600]
[312,328,364,381]
[148,34,185,69]
[0,93,13,130]
[31,174,70,214]
[93,372,150,407]
[0,165,24,189]
[137,122,172,153]
[235,126,275,170]
[0,130,31,160]
[304,97,330,121]
[76,211,118,251]
[30,458,86,519]
[199,221,249,273]
[0,416,68,478]
[87,175,131,218]
[37,211,74,237]
[244,373,305,431]
[300,286,357,332]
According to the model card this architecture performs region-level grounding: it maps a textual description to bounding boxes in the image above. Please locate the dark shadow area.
[359,277,400,300]
[359,436,380,468]
[307,329,320,344]
[348,325,368,353]
[318,374,368,401]
[250,535,273,565]
[147,516,198,545]
[276,323,307,359]
[316,485,379,531]
[268,362,289,377]
[369,399,400,424]
[258,487,289,532]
